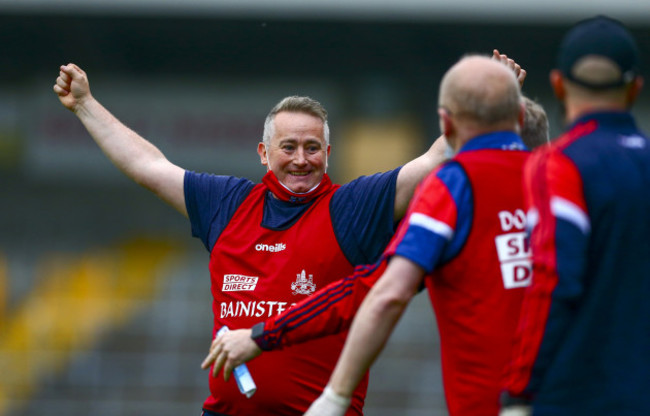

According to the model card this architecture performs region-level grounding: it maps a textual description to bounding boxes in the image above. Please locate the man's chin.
[286,185,311,194]
[284,177,319,194]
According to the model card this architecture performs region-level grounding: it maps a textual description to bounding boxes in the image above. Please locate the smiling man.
[259,110,331,194]
[53,63,453,415]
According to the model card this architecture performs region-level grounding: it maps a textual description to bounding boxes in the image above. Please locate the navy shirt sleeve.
[330,168,400,266]
[184,171,255,251]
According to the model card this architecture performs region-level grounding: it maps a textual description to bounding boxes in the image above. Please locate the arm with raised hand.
[392,50,526,221]
[492,49,527,88]
[53,63,187,216]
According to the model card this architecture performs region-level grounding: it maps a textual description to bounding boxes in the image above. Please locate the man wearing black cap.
[500,15,649,416]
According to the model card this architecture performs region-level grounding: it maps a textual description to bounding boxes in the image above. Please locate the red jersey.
[204,182,368,415]
[415,146,530,415]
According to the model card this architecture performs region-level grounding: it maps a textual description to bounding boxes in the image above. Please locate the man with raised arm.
[53,62,456,415]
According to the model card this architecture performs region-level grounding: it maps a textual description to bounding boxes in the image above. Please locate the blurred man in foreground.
[500,15,649,416]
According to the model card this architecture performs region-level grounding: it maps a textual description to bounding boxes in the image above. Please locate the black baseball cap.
[557,15,639,89]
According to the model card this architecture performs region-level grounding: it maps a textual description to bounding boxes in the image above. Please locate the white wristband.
[305,386,351,416]
[323,386,352,408]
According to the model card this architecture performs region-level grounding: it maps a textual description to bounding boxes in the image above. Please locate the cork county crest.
[291,269,316,295]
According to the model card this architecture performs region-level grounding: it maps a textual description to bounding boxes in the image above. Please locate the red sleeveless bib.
[428,149,530,416]
[204,183,368,415]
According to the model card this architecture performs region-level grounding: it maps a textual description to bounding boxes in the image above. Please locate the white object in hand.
[217,326,257,398]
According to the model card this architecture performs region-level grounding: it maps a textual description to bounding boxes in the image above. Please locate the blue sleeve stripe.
[270,261,377,327]
[270,277,355,328]
[262,261,383,343]
[263,287,355,347]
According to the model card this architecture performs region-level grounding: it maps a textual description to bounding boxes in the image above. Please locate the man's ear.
[626,76,644,106]
[438,108,454,138]
[257,142,268,167]
[550,69,566,101]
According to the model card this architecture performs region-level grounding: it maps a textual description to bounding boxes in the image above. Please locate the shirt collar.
[569,110,636,131]
[457,131,527,154]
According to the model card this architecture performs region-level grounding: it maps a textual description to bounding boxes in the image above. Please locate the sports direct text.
[222,274,259,292]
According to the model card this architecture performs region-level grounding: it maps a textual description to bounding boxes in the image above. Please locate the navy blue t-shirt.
[184,169,401,266]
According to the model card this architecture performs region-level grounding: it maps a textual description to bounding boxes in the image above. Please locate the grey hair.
[262,96,330,146]
[521,96,550,149]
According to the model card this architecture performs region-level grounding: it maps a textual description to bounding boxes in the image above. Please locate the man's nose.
[294,148,307,165]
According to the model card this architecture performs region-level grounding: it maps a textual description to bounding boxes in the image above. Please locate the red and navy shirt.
[257,131,531,416]
[505,111,650,416]
[185,168,399,415]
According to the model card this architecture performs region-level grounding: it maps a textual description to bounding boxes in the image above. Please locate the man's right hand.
[51,62,188,216]
[201,328,262,381]
[53,63,92,113]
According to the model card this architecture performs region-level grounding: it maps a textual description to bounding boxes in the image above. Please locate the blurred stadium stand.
[1,2,649,415]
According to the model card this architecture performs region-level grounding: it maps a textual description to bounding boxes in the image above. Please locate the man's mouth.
[290,171,310,177]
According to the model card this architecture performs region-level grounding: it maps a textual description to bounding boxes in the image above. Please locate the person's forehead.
[272,111,325,140]
[274,110,323,126]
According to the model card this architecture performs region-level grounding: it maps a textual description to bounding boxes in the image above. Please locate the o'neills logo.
[222,274,259,292]
[255,243,287,253]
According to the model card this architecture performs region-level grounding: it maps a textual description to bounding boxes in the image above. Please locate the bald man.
[299,54,531,416]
